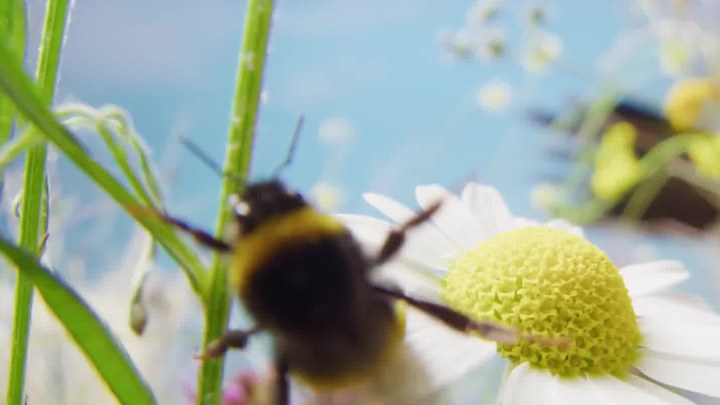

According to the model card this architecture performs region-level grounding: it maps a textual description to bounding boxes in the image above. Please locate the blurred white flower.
[523,3,547,26]
[639,1,720,78]
[437,27,476,60]
[318,117,356,145]
[310,182,345,212]
[474,28,507,61]
[530,181,560,210]
[476,79,512,113]
[521,31,563,73]
[466,0,501,26]
[659,37,693,77]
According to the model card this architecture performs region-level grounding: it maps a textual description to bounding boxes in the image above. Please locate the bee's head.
[230,180,307,235]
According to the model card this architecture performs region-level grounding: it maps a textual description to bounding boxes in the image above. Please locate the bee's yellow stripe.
[231,207,346,293]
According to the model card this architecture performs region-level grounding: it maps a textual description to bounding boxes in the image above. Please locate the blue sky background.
[18,0,720,303]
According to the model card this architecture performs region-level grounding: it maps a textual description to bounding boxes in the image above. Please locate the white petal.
[591,375,684,404]
[623,374,695,405]
[363,192,458,255]
[415,184,492,248]
[512,217,585,237]
[512,217,542,229]
[638,317,720,361]
[404,307,497,390]
[338,214,450,270]
[372,263,443,303]
[363,192,417,222]
[460,183,515,233]
[620,261,689,297]
[500,363,558,405]
[633,293,720,326]
[635,349,720,397]
[543,219,585,237]
[340,215,446,302]
[551,375,604,405]
[338,214,392,253]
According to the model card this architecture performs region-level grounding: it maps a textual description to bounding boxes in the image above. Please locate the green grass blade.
[197,0,274,402]
[101,106,165,206]
[96,119,156,206]
[0,0,26,143]
[0,126,42,171]
[7,0,70,403]
[57,104,160,207]
[0,238,157,404]
[0,42,209,298]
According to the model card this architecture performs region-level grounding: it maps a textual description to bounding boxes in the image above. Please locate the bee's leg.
[374,285,567,346]
[274,352,290,405]
[374,200,442,265]
[135,207,232,251]
[195,327,261,359]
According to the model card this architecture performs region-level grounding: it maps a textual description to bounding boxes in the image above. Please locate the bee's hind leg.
[274,352,290,405]
[373,285,522,344]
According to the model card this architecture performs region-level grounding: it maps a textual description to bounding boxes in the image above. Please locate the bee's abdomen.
[279,299,404,390]
[239,234,404,388]
[240,233,369,333]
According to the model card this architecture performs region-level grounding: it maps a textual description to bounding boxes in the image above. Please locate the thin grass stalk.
[0,0,26,143]
[6,0,70,403]
[197,0,274,402]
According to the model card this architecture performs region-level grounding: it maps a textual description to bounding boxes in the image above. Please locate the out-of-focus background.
[3,0,720,403]
[18,0,720,291]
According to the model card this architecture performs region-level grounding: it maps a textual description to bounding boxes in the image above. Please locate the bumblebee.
[154,171,526,403]
[155,180,527,404]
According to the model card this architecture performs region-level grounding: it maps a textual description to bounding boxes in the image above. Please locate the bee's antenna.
[180,137,245,184]
[272,115,305,178]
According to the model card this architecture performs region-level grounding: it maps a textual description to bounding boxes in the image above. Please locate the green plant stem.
[0,126,42,171]
[7,0,70,404]
[563,91,620,196]
[622,172,669,220]
[197,0,274,403]
[0,0,26,143]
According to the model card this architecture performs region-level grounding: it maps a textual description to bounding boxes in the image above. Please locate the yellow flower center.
[441,227,640,376]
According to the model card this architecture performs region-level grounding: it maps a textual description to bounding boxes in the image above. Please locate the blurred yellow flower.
[664,78,720,132]
[592,122,644,201]
[687,133,720,179]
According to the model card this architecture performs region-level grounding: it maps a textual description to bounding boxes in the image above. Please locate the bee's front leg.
[195,327,261,359]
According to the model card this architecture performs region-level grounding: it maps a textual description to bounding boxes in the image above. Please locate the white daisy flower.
[522,31,563,73]
[340,182,720,404]
[311,181,345,212]
[476,79,512,113]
